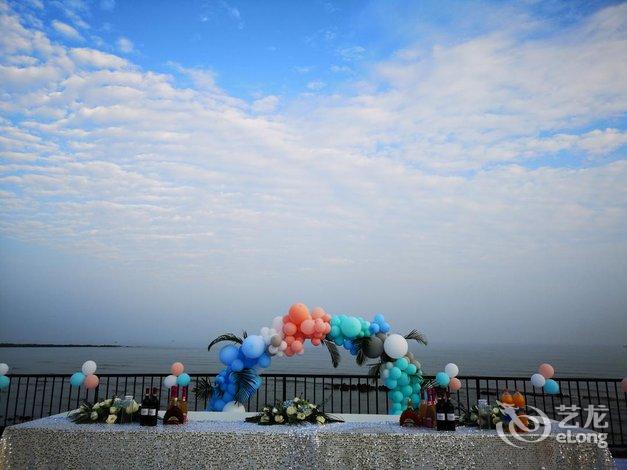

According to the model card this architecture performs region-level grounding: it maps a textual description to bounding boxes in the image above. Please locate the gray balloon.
[363,336,384,358]
[270,334,282,347]
[406,352,415,360]
[413,360,422,370]
[376,333,387,342]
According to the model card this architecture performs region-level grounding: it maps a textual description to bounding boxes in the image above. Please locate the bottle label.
[447,413,455,421]
[149,409,157,416]
[140,408,149,416]
[436,413,445,420]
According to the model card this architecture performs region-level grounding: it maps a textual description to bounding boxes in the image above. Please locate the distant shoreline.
[0,343,129,348]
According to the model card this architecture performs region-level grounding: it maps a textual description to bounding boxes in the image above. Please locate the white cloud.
[337,45,365,61]
[70,48,128,69]
[51,20,83,41]
[116,37,133,53]
[252,95,279,113]
[306,80,326,91]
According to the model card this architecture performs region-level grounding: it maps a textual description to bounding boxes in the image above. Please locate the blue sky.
[0,0,626,347]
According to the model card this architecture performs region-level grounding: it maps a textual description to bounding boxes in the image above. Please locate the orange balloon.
[292,340,303,353]
[538,363,554,379]
[285,335,295,344]
[84,374,99,390]
[300,319,315,335]
[324,323,331,334]
[171,362,184,376]
[283,322,297,336]
[284,348,294,357]
[500,389,514,405]
[311,307,326,319]
[449,377,462,391]
[288,303,310,325]
[311,338,321,346]
[513,390,526,408]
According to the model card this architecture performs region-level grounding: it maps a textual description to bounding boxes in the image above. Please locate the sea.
[1,343,625,378]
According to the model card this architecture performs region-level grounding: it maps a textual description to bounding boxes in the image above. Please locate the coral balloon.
[288,303,310,325]
[314,319,325,333]
[449,377,462,391]
[171,362,184,376]
[84,374,99,390]
[292,340,303,353]
[538,363,555,379]
[311,338,321,346]
[283,322,297,336]
[300,319,315,335]
[621,377,627,393]
[311,307,325,319]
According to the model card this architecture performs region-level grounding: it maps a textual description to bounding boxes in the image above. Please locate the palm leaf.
[352,337,371,367]
[233,368,258,403]
[367,361,384,383]
[242,330,248,339]
[405,329,428,346]
[322,339,341,368]
[356,349,366,366]
[192,377,213,401]
[207,333,244,351]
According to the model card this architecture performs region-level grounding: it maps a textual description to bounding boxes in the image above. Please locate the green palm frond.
[207,333,244,351]
[192,378,213,401]
[233,368,258,403]
[404,329,428,346]
[368,361,384,383]
[242,330,248,339]
[352,337,370,367]
[356,350,366,366]
[322,339,341,368]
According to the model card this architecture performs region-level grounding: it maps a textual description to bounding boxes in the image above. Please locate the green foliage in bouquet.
[458,403,502,428]
[245,397,343,426]
[68,396,140,424]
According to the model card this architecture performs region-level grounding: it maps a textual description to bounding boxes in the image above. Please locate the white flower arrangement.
[69,396,141,425]
[245,397,342,426]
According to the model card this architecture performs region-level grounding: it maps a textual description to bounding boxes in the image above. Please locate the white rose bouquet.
[245,397,342,426]
[69,396,141,424]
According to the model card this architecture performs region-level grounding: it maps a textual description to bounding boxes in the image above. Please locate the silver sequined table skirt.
[0,412,614,469]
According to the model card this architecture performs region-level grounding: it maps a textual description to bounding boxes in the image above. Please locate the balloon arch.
[206,303,427,415]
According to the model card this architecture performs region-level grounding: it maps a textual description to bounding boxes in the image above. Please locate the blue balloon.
[70,372,85,387]
[241,335,267,359]
[214,399,225,411]
[380,322,390,333]
[227,383,237,395]
[219,345,239,366]
[369,323,380,334]
[543,379,560,394]
[231,359,244,372]
[257,353,271,368]
[374,313,385,323]
[176,373,191,387]
[0,375,9,390]
[243,357,258,368]
[435,371,450,387]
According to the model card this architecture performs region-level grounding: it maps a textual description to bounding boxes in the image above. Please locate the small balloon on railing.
[0,363,10,390]
[69,360,98,389]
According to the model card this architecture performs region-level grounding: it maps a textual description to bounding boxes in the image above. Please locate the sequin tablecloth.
[0,412,614,469]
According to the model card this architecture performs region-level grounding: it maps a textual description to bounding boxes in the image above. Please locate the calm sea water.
[1,343,624,378]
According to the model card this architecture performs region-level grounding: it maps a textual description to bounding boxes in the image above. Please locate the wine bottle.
[436,389,446,431]
[140,388,151,426]
[424,389,436,429]
[445,391,456,431]
[180,386,189,423]
[399,398,416,427]
[416,388,427,426]
[149,387,159,426]
[163,386,184,425]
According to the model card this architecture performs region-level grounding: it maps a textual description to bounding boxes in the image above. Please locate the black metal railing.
[1,374,625,450]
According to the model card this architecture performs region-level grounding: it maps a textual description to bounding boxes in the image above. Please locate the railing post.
[282,376,286,402]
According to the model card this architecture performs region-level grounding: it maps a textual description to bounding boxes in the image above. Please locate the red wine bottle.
[445,391,456,431]
[436,389,446,431]
[140,388,151,426]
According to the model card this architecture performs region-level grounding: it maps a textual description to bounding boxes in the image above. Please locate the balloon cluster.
[163,362,191,388]
[281,304,332,355]
[530,363,560,394]
[434,363,462,391]
[381,354,423,415]
[69,361,99,390]
[0,363,9,390]
[327,314,376,355]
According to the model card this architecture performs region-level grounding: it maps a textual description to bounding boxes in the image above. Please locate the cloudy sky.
[0,0,625,347]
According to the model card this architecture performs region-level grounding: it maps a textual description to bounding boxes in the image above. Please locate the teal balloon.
[70,372,85,387]
[390,391,403,402]
[412,382,422,393]
[390,403,403,415]
[395,358,409,370]
[340,317,361,338]
[384,378,398,390]
[410,393,421,405]
[176,373,191,387]
[543,379,560,394]
[405,364,417,375]
[389,367,402,380]
[397,373,410,387]
[0,375,9,390]
[435,371,450,387]
[402,385,413,397]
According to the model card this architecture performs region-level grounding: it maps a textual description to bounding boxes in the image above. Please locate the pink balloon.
[324,322,331,334]
[449,377,462,391]
[283,322,297,336]
[314,318,325,333]
[621,377,627,393]
[84,374,99,390]
[171,362,184,376]
[284,335,295,344]
[538,363,555,379]
[284,347,294,357]
[311,307,326,320]
[311,338,321,346]
[300,319,315,335]
[292,340,303,353]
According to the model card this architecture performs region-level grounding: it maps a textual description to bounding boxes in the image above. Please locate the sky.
[0,0,626,348]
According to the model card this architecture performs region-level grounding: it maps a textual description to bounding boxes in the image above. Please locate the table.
[0,412,614,469]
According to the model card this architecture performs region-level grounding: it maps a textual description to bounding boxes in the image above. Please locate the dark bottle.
[424,388,436,429]
[445,391,456,431]
[140,388,151,426]
[150,387,159,426]
[399,398,417,427]
[163,386,184,425]
[180,387,188,423]
[435,389,447,431]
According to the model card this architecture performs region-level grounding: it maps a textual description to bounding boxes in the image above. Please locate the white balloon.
[381,369,390,380]
[223,401,246,413]
[272,316,283,331]
[81,360,97,375]
[260,327,270,336]
[445,363,459,378]
[0,363,8,376]
[531,373,546,388]
[268,345,278,355]
[280,341,287,351]
[163,374,177,388]
[383,334,408,359]
[385,362,394,370]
